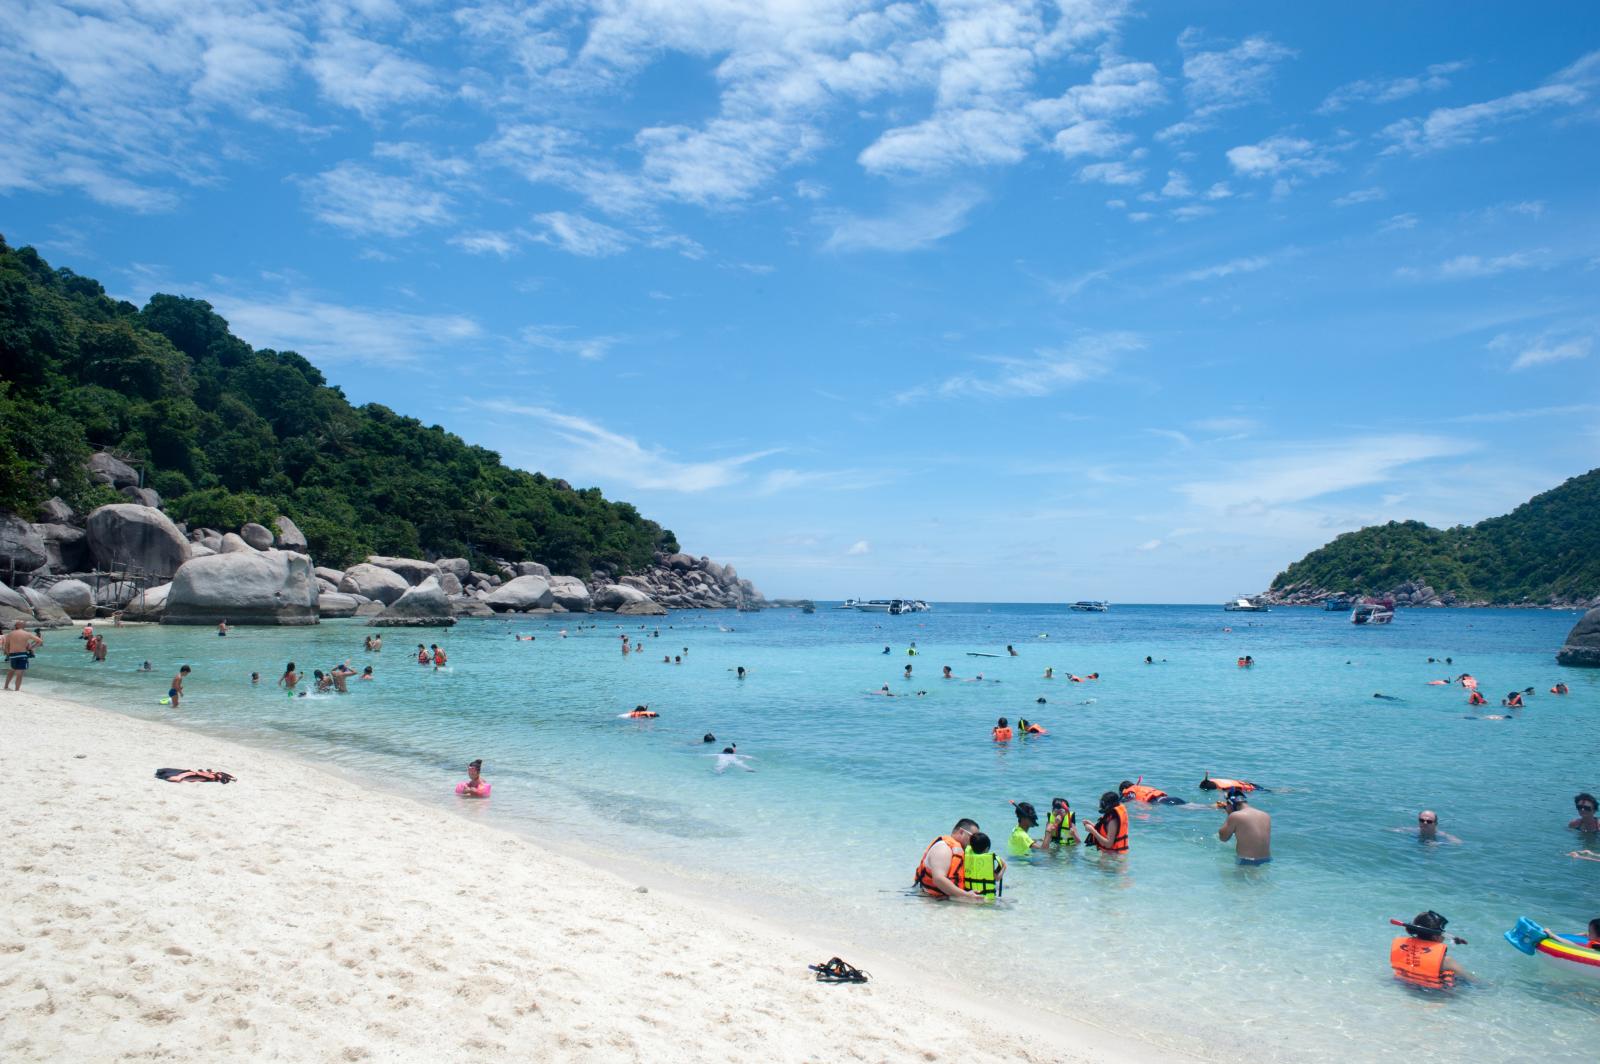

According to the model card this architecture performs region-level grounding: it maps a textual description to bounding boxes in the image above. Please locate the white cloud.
[1179,256,1270,283]
[1180,435,1475,512]
[1136,539,1162,551]
[1508,337,1591,371]
[1161,29,1294,138]
[1192,416,1260,434]
[1170,204,1214,222]
[846,540,871,556]
[1077,160,1144,186]
[794,179,828,200]
[519,326,620,362]
[1051,120,1133,159]
[309,30,439,118]
[1333,187,1386,207]
[1226,136,1334,179]
[451,231,516,257]
[1381,53,1597,154]
[530,212,630,257]
[1161,170,1194,197]
[1398,251,1541,280]
[205,292,481,367]
[898,331,1140,402]
[1317,61,1467,114]
[1380,212,1419,232]
[1148,428,1193,448]
[822,188,984,252]
[305,163,452,236]
[479,401,780,493]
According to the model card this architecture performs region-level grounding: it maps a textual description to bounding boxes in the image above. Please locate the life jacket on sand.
[1467,691,1487,706]
[963,851,1001,898]
[992,726,1014,741]
[1390,937,1452,989]
[914,836,966,896]
[1087,804,1129,853]
[1122,784,1167,803]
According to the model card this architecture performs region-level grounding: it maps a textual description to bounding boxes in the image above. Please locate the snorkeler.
[1120,779,1188,806]
[713,745,754,773]
[1044,797,1079,847]
[1390,911,1469,988]
[1199,773,1268,794]
[991,717,1013,741]
[1008,802,1045,854]
[1083,792,1130,853]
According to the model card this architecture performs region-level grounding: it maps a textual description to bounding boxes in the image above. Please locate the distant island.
[1262,469,1600,608]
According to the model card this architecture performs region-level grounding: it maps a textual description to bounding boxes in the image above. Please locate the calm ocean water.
[29,603,1599,1061]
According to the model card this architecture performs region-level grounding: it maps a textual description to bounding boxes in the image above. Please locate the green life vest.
[1007,825,1034,856]
[963,851,1001,898]
[1047,810,1076,846]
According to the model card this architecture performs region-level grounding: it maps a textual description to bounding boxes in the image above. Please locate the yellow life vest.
[963,851,1001,898]
[1047,810,1076,846]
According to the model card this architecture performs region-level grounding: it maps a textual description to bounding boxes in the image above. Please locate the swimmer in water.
[904,664,913,679]
[702,733,717,744]
[1043,667,1054,679]
[714,745,754,773]
[457,759,490,797]
[249,671,258,684]
[736,666,746,679]
[1373,693,1403,701]
[869,685,895,697]
[1007,645,1017,657]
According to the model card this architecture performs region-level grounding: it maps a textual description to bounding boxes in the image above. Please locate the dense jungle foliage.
[0,237,677,572]
[1270,469,1600,603]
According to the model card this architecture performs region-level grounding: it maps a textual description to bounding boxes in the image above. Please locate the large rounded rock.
[438,572,463,596]
[548,575,592,612]
[239,522,274,550]
[119,485,162,508]
[369,576,455,627]
[450,596,494,618]
[47,579,95,619]
[484,575,554,612]
[1,514,49,574]
[219,532,254,554]
[339,563,410,605]
[617,598,668,616]
[317,592,361,619]
[18,586,71,627]
[514,561,551,579]
[593,583,663,612]
[665,552,696,571]
[87,452,139,488]
[122,583,172,621]
[436,557,470,581]
[37,497,75,524]
[0,582,37,626]
[314,566,346,585]
[366,555,440,586]
[86,504,190,579]
[1557,607,1600,668]
[273,515,308,551]
[33,523,88,572]
[163,549,318,626]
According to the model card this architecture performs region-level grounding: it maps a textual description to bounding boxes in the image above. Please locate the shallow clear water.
[27,604,1600,1061]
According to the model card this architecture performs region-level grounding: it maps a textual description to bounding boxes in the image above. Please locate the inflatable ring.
[1505,917,1600,980]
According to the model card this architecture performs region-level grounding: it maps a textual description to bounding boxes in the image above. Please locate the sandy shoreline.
[0,690,1181,1063]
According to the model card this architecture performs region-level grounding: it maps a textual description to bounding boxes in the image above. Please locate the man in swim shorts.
[168,665,191,708]
[4,620,43,691]
[1217,788,1271,864]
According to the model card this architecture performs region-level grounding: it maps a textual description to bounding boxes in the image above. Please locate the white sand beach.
[0,691,1177,1063]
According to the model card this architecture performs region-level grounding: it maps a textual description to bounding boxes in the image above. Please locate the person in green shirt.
[1008,801,1047,856]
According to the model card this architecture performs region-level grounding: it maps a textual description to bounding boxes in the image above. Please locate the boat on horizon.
[1223,597,1269,612]
[1323,595,1352,611]
[1070,600,1110,612]
[853,598,927,615]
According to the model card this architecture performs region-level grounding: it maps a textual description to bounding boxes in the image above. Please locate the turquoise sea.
[27,604,1599,1062]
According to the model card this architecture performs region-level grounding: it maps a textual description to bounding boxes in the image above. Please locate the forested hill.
[0,237,677,573]
[1267,469,1600,606]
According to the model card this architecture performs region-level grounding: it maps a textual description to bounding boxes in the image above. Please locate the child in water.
[962,832,1004,899]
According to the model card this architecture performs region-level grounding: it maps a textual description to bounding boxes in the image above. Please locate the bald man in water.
[1218,788,1272,864]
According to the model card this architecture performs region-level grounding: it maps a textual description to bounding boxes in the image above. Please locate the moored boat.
[1351,598,1395,625]
[1071,600,1110,612]
[1223,598,1269,612]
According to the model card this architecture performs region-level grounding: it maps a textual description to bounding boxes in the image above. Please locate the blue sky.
[5,1,1599,602]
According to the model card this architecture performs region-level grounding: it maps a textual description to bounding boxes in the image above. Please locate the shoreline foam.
[0,690,1178,1063]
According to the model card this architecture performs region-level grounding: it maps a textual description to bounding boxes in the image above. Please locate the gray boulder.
[87,452,139,489]
[95,583,136,610]
[317,592,361,619]
[119,485,162,508]
[219,532,254,554]
[37,497,75,524]
[450,596,494,618]
[1557,607,1600,668]
[47,579,96,619]
[665,552,696,571]
[369,576,455,627]
[438,572,463,596]
[484,575,554,612]
[339,563,410,605]
[617,598,669,616]
[122,583,172,621]
[86,504,190,579]
[33,523,89,572]
[0,582,35,626]
[190,544,217,559]
[514,561,551,578]
[273,515,308,551]
[163,549,318,626]
[354,601,386,617]
[18,586,71,627]
[314,566,346,585]
[316,577,338,593]
[239,522,274,550]
[594,583,661,612]
[0,514,49,574]
[436,557,470,580]
[365,555,440,585]
[548,575,592,612]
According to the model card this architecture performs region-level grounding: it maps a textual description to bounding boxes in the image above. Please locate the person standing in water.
[1570,794,1600,832]
[3,620,43,691]
[457,759,490,797]
[217,620,228,637]
[914,819,985,902]
[1217,788,1271,864]
[167,665,191,708]
[1008,802,1046,854]
[279,661,299,692]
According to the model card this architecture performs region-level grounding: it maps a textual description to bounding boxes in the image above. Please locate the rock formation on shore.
[1557,608,1600,667]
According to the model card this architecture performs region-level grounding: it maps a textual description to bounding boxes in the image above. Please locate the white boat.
[1351,599,1395,625]
[1071,600,1110,612]
[833,599,861,610]
[1223,598,1269,612]
[855,599,895,612]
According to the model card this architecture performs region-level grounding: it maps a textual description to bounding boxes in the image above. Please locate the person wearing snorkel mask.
[1216,787,1272,865]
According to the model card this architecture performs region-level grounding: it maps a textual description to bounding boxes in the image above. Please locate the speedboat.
[834,599,860,610]
[1223,598,1269,612]
[1071,601,1110,612]
[855,599,894,613]
[1351,598,1395,625]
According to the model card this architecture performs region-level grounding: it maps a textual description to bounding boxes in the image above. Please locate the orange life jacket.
[1122,784,1166,803]
[1205,776,1257,793]
[1025,724,1047,735]
[1467,692,1487,705]
[1506,694,1523,707]
[627,710,657,719]
[417,650,429,663]
[433,650,446,665]
[1551,686,1566,695]
[914,835,966,896]
[992,726,1014,741]
[1390,936,1453,989]
[1089,804,1129,853]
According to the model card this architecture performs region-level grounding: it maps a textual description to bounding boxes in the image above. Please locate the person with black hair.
[1390,911,1469,988]
[914,819,985,902]
[1570,793,1599,832]
[1083,792,1129,853]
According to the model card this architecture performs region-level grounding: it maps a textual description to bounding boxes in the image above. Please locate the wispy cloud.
[1333,187,1386,207]
[1192,416,1260,434]
[846,540,870,556]
[1317,61,1467,114]
[897,332,1140,402]
[1147,428,1193,448]
[305,163,452,237]
[1381,51,1597,154]
[309,31,440,119]
[1226,136,1336,180]
[1077,161,1145,186]
[451,231,517,257]
[480,401,780,493]
[519,326,620,362]
[205,292,481,367]
[822,188,984,253]
[1161,29,1295,139]
[1506,336,1592,371]
[1178,255,1270,283]
[531,212,630,257]
[1397,251,1542,280]
[1179,435,1475,512]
